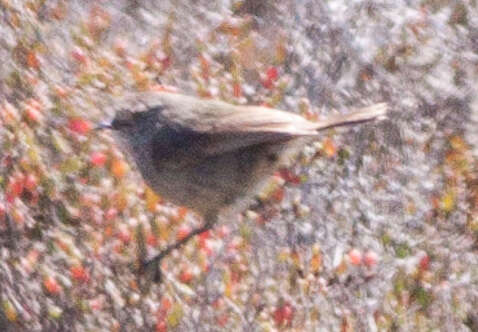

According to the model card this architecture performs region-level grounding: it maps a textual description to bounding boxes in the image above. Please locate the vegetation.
[0,0,476,330]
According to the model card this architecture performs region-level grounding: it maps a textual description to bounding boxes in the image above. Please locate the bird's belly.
[145,142,291,216]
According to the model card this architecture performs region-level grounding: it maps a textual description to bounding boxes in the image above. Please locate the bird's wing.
[149,91,387,134]
[119,92,387,157]
[121,91,318,135]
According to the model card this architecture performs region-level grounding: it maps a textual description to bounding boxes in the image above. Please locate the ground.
[0,0,477,331]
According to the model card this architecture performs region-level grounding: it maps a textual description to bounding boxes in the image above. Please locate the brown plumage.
[99,91,387,280]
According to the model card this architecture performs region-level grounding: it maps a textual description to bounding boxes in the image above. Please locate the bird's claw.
[139,256,163,283]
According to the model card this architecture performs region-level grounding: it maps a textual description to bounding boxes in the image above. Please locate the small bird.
[97,91,387,280]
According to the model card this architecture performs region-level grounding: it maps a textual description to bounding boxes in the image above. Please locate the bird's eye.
[111,109,134,129]
[133,106,163,120]
[132,111,150,121]
[111,118,133,130]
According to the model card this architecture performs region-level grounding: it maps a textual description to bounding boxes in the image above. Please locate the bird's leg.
[141,213,218,282]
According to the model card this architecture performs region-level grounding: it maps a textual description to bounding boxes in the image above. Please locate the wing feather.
[114,92,386,158]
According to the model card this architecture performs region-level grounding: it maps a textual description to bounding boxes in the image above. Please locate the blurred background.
[0,0,477,331]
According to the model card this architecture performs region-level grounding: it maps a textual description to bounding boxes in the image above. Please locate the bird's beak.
[95,122,112,130]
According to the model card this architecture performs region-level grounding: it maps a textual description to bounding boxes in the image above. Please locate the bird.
[97,91,387,280]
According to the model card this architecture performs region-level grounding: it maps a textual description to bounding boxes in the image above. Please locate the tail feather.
[315,103,388,131]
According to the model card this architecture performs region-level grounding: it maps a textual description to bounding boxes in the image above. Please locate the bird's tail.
[315,103,388,131]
